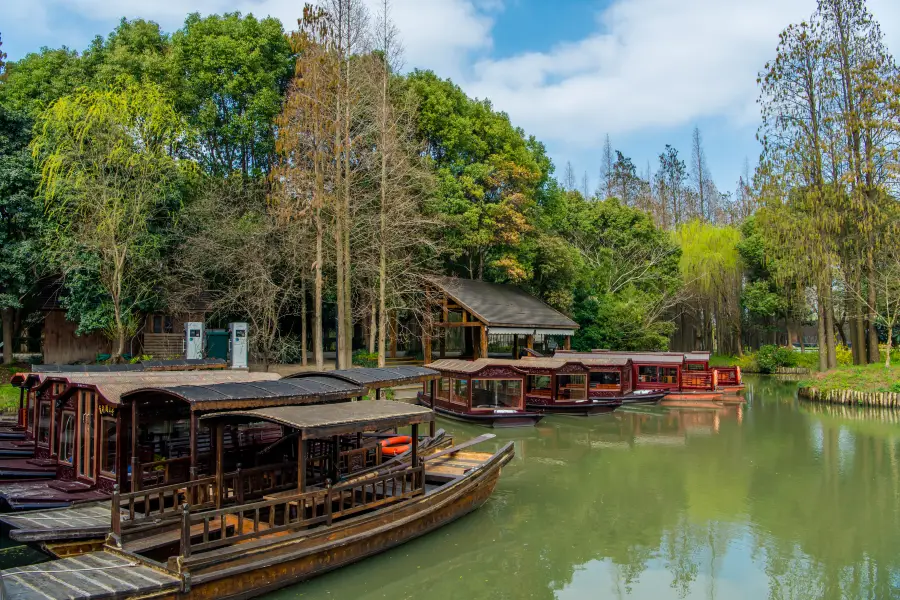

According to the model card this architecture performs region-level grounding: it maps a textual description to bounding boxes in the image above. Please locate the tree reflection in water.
[287,376,900,600]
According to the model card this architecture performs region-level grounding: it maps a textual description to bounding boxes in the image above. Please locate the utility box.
[184,322,204,360]
[228,323,249,369]
[205,329,229,361]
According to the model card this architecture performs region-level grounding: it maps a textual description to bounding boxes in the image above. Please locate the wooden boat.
[423,356,667,421]
[0,366,441,510]
[0,401,514,599]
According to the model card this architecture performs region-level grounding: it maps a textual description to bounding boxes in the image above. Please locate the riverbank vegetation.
[0,0,899,372]
[800,364,900,394]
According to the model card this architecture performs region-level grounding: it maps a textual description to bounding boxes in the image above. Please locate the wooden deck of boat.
[0,551,180,599]
[1,503,121,542]
[426,451,491,477]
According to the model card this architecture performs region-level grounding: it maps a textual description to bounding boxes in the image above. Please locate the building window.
[37,402,51,445]
[662,367,679,384]
[437,378,450,400]
[450,379,469,406]
[152,315,174,334]
[59,411,76,464]
[528,375,552,397]
[101,417,117,475]
[471,379,522,410]
[556,374,587,401]
[590,371,621,391]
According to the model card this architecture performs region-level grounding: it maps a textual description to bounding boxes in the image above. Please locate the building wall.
[42,311,111,365]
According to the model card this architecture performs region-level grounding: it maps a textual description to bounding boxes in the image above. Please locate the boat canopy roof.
[285,366,439,389]
[427,356,630,375]
[200,401,434,439]
[122,375,365,411]
[53,372,282,406]
[555,351,686,365]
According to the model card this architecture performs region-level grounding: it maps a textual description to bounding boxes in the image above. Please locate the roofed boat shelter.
[425,276,579,362]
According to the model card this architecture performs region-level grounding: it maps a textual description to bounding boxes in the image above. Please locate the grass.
[799,363,900,394]
[0,364,23,412]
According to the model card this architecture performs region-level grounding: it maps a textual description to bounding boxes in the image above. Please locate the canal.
[287,376,900,599]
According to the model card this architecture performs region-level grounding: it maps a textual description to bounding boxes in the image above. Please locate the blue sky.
[4,0,900,196]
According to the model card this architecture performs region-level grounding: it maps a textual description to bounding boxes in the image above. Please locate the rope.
[4,563,139,576]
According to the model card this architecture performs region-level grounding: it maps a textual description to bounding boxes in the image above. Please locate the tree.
[0,47,87,116]
[85,18,173,87]
[656,145,687,229]
[172,12,294,178]
[611,151,640,206]
[0,32,6,77]
[33,83,188,360]
[598,133,613,199]
[0,105,40,364]
[690,127,713,221]
[563,161,576,191]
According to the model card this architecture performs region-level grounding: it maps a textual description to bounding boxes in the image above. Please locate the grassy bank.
[711,346,826,373]
[799,364,900,394]
[0,364,22,412]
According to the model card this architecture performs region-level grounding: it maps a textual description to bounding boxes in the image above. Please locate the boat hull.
[526,400,621,416]
[619,392,667,405]
[419,398,543,428]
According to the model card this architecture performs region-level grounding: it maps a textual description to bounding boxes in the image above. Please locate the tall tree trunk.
[834,311,848,347]
[817,287,828,372]
[300,278,308,367]
[368,297,377,354]
[314,210,324,370]
[866,260,880,364]
[1,308,13,365]
[853,299,866,365]
[825,285,837,370]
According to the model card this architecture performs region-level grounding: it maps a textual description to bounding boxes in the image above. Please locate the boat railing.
[110,461,298,541]
[136,456,192,491]
[682,371,717,391]
[714,367,740,385]
[177,464,426,560]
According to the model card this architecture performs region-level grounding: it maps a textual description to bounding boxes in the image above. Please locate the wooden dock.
[0,552,180,599]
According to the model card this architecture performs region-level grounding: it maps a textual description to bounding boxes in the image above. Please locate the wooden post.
[131,401,139,493]
[428,380,437,437]
[331,435,340,483]
[111,484,121,539]
[410,423,419,469]
[564,336,571,350]
[215,423,224,509]
[512,335,518,360]
[189,412,198,501]
[297,437,307,492]
[526,335,534,350]
[180,503,192,558]
[480,325,489,359]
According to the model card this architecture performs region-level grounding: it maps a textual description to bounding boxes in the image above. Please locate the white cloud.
[7,0,495,79]
[463,0,900,152]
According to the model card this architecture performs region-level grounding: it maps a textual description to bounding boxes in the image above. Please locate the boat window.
[590,371,621,390]
[471,379,522,410]
[686,363,705,371]
[79,391,96,480]
[528,375,552,396]
[450,379,469,406]
[59,411,76,464]
[37,401,51,445]
[101,417,117,475]
[556,374,587,401]
[638,366,660,383]
[437,378,450,400]
[662,367,679,384]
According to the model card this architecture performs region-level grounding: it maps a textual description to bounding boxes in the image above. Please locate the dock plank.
[0,552,180,599]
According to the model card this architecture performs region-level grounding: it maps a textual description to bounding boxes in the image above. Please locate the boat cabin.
[422,356,641,422]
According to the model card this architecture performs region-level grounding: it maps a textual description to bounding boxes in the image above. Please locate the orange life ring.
[381,436,412,456]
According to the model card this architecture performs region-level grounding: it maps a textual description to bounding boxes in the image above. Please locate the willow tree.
[33,83,187,361]
[674,221,742,355]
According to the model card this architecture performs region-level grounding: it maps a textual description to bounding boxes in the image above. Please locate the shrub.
[756,345,797,373]
[890,382,900,393]
[836,344,853,366]
[352,350,378,368]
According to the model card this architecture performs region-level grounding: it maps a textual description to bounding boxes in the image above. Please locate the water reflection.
[283,377,900,599]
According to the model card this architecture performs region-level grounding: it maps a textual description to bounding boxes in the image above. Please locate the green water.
[281,377,900,600]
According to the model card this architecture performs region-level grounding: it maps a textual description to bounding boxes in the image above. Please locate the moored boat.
[0,401,513,599]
